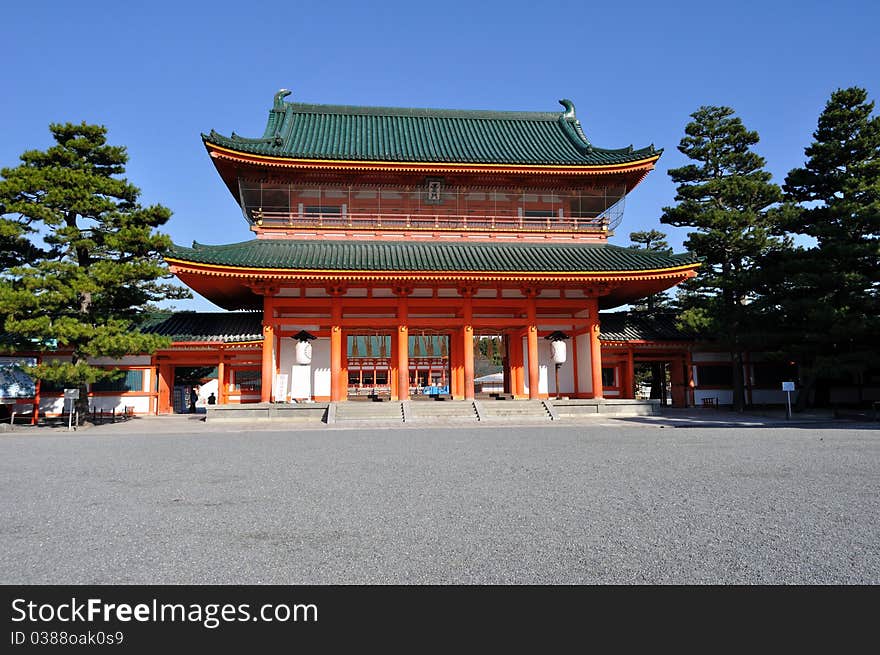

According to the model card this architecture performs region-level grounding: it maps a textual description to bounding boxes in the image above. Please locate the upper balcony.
[239,181,626,240]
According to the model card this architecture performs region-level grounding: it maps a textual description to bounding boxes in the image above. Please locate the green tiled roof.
[203,91,660,166]
[137,312,262,343]
[599,312,695,342]
[168,239,700,274]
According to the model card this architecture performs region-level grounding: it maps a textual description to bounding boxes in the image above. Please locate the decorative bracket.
[247,282,280,296]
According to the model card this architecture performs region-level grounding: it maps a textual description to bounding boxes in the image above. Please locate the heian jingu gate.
[162,90,700,409]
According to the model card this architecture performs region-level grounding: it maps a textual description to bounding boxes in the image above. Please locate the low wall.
[550,399,660,417]
[206,402,329,423]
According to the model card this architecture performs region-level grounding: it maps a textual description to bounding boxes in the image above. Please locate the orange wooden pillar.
[588,298,603,399]
[330,300,344,402]
[625,346,635,399]
[670,356,686,407]
[395,290,410,401]
[448,328,463,399]
[260,292,276,403]
[261,324,274,403]
[390,331,399,399]
[462,290,475,400]
[157,362,173,414]
[526,292,540,399]
[340,334,349,401]
[217,357,226,405]
[502,334,512,394]
[508,330,524,398]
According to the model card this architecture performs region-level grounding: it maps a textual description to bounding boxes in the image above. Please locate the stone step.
[335,402,404,422]
[408,401,478,422]
[481,401,551,421]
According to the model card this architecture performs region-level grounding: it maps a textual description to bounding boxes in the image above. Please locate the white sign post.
[273,374,289,404]
[781,381,795,420]
[63,388,80,431]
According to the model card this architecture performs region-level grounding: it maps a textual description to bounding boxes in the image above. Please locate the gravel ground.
[1,421,877,584]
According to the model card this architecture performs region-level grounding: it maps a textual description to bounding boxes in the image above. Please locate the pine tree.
[761,87,880,406]
[661,106,783,411]
[628,229,673,312]
[0,122,190,417]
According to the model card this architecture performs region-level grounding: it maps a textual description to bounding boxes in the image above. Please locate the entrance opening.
[346,331,451,400]
[172,366,218,413]
[407,331,450,399]
[347,333,392,399]
[473,332,508,397]
[634,361,672,406]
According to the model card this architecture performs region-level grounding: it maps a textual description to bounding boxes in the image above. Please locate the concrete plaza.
[1,415,877,584]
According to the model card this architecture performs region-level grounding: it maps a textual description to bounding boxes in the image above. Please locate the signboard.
[0,358,37,399]
[781,381,795,420]
[63,388,80,399]
[273,374,289,403]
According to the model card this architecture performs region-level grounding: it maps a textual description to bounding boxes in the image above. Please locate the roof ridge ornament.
[274,89,292,110]
[558,98,577,120]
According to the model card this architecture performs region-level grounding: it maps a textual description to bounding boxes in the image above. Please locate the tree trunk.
[795,371,816,412]
[649,362,664,400]
[731,351,746,412]
[69,352,90,423]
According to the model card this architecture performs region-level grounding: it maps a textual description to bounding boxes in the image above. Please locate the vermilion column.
[509,331,524,397]
[526,292,540,399]
[462,291,475,400]
[588,298,603,400]
[390,331,399,399]
[261,324,274,403]
[625,346,635,399]
[502,334,512,395]
[261,292,276,403]
[448,328,462,399]
[217,357,226,405]
[330,301,343,402]
[396,291,410,401]
[157,362,172,414]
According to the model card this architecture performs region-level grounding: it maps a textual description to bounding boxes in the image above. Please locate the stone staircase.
[407,400,479,423]
[479,400,553,422]
[333,401,404,424]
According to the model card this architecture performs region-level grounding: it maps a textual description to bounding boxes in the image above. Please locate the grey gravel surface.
[1,421,878,584]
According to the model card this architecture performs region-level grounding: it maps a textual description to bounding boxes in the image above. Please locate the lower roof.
[165,239,700,310]
[168,239,700,274]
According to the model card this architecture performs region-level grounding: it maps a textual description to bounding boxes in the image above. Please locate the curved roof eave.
[201,95,662,169]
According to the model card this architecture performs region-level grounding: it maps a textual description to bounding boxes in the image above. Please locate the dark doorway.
[173,366,217,413]
[634,361,671,406]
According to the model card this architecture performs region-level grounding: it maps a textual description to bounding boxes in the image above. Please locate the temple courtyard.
[1,417,877,584]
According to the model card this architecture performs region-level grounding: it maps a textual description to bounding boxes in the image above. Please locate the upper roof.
[167,239,700,274]
[203,90,660,167]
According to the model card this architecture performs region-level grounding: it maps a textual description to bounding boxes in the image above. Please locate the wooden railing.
[251,211,608,233]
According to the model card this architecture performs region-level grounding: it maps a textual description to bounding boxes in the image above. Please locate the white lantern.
[295,340,313,365]
[550,339,567,364]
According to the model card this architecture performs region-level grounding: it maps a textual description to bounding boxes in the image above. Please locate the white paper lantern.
[295,340,313,365]
[550,340,567,364]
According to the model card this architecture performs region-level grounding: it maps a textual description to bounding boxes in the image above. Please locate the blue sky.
[4,0,878,311]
